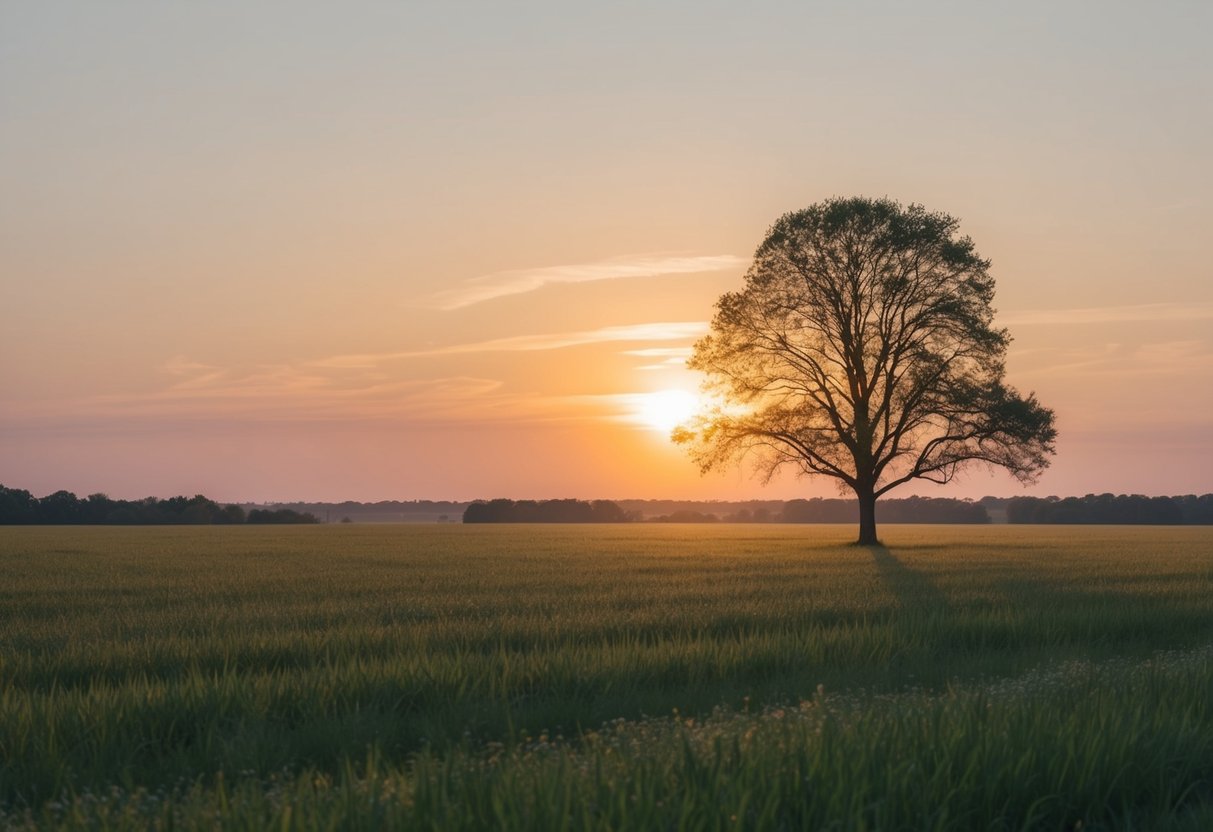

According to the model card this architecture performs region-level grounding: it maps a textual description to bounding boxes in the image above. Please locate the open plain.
[3,524,1213,829]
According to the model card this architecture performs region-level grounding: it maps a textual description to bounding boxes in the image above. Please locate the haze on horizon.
[2,2,1211,503]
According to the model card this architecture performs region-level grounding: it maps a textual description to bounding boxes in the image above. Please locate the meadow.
[2,523,1213,830]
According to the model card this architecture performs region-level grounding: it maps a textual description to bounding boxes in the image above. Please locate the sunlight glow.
[631,388,702,434]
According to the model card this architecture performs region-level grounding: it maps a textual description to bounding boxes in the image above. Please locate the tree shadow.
[866,544,950,611]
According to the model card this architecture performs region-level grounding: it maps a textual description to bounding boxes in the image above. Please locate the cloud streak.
[429,253,747,309]
[622,347,694,358]
[999,302,1213,326]
[1,368,537,429]
[1017,339,1213,379]
[314,322,709,368]
[5,319,717,432]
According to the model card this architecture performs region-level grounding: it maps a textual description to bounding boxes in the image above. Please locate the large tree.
[676,197,1056,545]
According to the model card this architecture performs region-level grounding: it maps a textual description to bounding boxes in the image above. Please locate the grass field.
[2,524,1213,829]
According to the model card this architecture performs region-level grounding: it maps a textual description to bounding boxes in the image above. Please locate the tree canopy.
[677,197,1056,544]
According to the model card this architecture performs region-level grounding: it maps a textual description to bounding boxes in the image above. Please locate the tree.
[246,508,320,524]
[676,197,1056,545]
[0,485,37,524]
[38,490,83,524]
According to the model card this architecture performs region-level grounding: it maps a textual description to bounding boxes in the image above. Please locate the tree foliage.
[678,197,1056,543]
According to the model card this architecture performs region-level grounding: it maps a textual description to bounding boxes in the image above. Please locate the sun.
[632,388,702,434]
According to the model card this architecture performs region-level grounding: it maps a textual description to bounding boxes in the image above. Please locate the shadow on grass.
[866,544,950,611]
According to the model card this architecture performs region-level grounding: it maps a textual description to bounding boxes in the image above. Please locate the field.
[2,524,1213,830]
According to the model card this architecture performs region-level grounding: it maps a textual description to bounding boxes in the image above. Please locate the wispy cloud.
[622,347,694,358]
[0,366,543,429]
[636,359,689,371]
[428,253,747,310]
[314,322,709,369]
[1026,339,1213,377]
[623,345,695,371]
[999,302,1213,326]
[94,364,513,422]
[5,320,717,431]
[1011,339,1213,431]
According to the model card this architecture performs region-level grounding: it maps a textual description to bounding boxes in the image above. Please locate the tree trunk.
[856,486,878,546]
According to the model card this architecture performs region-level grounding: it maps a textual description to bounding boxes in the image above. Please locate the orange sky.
[2,3,1211,502]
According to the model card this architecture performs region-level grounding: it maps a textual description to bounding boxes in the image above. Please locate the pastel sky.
[2,1,1211,502]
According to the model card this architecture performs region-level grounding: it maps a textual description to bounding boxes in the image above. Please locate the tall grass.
[2,524,1212,828]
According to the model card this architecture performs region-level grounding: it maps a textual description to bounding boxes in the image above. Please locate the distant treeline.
[244,508,321,524]
[0,486,318,525]
[460,497,986,524]
[463,499,629,523]
[616,498,990,523]
[639,497,987,523]
[6,485,1212,526]
[240,500,467,523]
[1001,494,1213,525]
[783,496,990,524]
[464,495,1213,525]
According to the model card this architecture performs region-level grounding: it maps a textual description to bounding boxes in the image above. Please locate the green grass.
[2,524,1212,829]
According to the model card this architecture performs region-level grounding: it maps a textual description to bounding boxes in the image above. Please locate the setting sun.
[632,389,702,434]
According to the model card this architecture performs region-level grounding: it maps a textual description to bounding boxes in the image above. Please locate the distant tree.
[781,499,854,523]
[878,496,989,524]
[219,504,247,524]
[81,493,112,524]
[246,508,320,524]
[38,490,83,524]
[678,197,1056,544]
[590,500,629,523]
[463,499,514,523]
[180,495,223,524]
[107,508,134,524]
[461,498,629,523]
[0,486,38,524]
[1178,494,1213,524]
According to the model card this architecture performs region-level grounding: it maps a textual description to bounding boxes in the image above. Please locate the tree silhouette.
[677,197,1056,544]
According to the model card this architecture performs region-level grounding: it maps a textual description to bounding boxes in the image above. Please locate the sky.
[2,1,1211,502]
